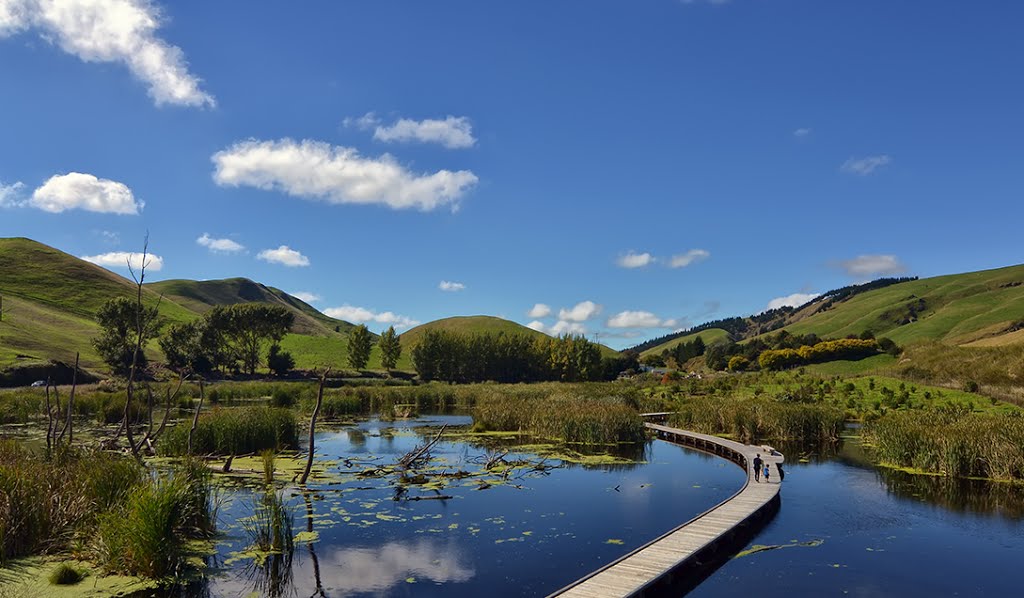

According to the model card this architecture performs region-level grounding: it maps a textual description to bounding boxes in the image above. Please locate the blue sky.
[1,1,1022,349]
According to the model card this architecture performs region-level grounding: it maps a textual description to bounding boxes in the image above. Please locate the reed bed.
[864,411,1024,481]
[472,388,646,444]
[159,407,299,456]
[669,397,845,447]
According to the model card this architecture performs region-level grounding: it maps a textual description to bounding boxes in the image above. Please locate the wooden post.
[299,369,329,486]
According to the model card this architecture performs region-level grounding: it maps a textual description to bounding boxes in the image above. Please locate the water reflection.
[315,540,475,593]
[875,467,1024,519]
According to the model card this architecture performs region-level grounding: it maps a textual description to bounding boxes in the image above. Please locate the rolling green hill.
[640,328,731,357]
[0,238,195,370]
[0,238,359,374]
[773,264,1024,346]
[147,278,354,337]
[400,315,620,357]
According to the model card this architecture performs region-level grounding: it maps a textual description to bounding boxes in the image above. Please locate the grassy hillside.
[776,264,1024,345]
[147,278,354,337]
[0,238,194,323]
[400,316,543,346]
[0,238,360,374]
[640,328,730,357]
[0,238,195,370]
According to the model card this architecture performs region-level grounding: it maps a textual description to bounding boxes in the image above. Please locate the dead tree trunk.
[188,380,205,455]
[299,369,329,486]
[59,353,79,445]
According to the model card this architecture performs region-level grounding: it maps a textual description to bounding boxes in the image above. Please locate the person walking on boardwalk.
[753,453,763,482]
[763,463,771,483]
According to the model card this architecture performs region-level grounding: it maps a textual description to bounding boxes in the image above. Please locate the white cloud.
[372,115,476,149]
[840,154,891,175]
[527,303,551,318]
[668,249,710,268]
[257,245,310,267]
[616,251,655,269]
[438,280,465,292]
[527,319,587,336]
[839,254,906,278]
[196,233,244,253]
[81,251,163,271]
[606,310,679,329]
[342,112,380,130]
[322,305,419,329]
[766,292,820,311]
[28,172,140,214]
[289,291,321,303]
[0,180,24,207]
[793,127,812,138]
[558,300,602,322]
[0,0,214,107]
[211,138,478,212]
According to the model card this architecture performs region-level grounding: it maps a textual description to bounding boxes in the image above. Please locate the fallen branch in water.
[398,424,447,469]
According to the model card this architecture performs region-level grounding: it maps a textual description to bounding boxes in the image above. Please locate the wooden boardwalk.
[549,422,784,598]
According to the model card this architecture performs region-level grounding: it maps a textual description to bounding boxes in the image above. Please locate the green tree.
[160,320,216,374]
[208,304,294,375]
[377,326,401,372]
[93,297,161,376]
[267,343,295,377]
[347,324,373,371]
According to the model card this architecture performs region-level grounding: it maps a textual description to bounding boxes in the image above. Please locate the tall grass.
[0,442,144,563]
[159,407,299,456]
[94,460,216,578]
[864,411,1024,480]
[668,397,845,447]
[471,386,646,444]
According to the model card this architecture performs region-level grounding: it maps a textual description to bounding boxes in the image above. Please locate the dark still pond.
[206,416,744,597]
[692,443,1024,598]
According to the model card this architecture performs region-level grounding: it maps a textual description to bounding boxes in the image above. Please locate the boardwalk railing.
[549,421,784,598]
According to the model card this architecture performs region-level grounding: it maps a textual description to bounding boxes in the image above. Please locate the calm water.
[207,415,743,597]
[204,418,1024,597]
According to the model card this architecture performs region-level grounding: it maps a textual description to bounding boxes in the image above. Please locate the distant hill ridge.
[147,278,354,337]
[630,277,916,354]
[634,268,1024,357]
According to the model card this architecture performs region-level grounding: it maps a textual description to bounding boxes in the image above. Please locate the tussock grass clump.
[93,459,216,578]
[669,397,845,447]
[159,407,299,456]
[48,562,84,585]
[0,442,144,564]
[472,386,645,444]
[864,411,1024,481]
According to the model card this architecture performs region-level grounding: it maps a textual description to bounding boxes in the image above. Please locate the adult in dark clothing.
[753,454,763,482]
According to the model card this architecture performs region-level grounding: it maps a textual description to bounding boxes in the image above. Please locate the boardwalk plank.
[549,423,784,598]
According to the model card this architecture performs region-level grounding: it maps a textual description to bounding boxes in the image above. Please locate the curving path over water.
[550,420,784,598]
